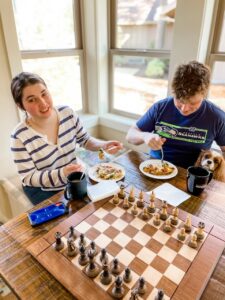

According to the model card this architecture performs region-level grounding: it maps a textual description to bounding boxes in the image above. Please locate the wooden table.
[0,150,225,300]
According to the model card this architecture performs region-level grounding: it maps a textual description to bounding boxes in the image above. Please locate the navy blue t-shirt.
[136,97,225,168]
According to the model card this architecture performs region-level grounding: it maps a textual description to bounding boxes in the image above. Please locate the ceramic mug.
[64,172,87,200]
[187,166,210,196]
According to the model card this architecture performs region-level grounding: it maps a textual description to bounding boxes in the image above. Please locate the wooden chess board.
[27,186,225,300]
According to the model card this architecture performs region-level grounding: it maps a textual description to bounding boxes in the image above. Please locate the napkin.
[87,180,120,202]
[148,183,190,206]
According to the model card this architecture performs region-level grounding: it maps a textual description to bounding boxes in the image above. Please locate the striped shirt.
[10,106,90,191]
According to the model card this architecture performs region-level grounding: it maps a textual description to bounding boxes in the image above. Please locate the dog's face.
[197,150,224,171]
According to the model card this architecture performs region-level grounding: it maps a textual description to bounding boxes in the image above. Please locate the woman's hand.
[143,133,166,150]
[63,163,85,177]
[103,141,123,154]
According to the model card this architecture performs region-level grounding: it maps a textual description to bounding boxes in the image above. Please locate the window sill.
[80,114,99,129]
[99,113,135,133]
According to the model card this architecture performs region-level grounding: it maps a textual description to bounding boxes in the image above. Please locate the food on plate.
[98,148,105,160]
[96,164,123,180]
[143,162,175,176]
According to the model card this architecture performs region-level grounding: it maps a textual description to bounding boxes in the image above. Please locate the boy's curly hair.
[171,61,210,100]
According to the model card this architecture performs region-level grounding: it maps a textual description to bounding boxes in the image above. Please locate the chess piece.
[100,261,112,285]
[153,213,161,226]
[147,191,156,213]
[123,267,132,283]
[123,197,130,209]
[170,207,179,225]
[100,248,108,264]
[54,231,64,251]
[68,226,76,241]
[160,201,168,220]
[137,190,145,208]
[177,227,186,241]
[129,288,139,300]
[195,221,205,240]
[90,240,97,256]
[184,214,192,233]
[188,234,198,249]
[98,148,105,160]
[154,289,165,300]
[137,277,146,295]
[113,194,120,205]
[128,186,135,202]
[111,276,124,299]
[131,203,138,216]
[163,219,172,233]
[118,184,126,199]
[141,207,150,221]
[67,237,77,257]
[111,258,121,275]
[78,244,88,266]
[79,233,86,247]
[85,249,100,278]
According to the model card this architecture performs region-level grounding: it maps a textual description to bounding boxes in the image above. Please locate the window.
[208,0,225,111]
[110,0,176,117]
[13,0,85,111]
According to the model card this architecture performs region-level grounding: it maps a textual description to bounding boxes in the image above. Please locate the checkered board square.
[27,188,225,300]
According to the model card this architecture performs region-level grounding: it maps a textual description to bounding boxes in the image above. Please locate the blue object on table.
[27,202,67,226]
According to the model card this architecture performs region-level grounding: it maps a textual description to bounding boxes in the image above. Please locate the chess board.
[28,186,225,300]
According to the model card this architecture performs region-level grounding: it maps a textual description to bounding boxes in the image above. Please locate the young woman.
[11,72,123,204]
[126,61,225,168]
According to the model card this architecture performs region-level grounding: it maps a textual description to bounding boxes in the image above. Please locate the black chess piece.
[129,288,139,300]
[67,237,77,257]
[84,249,100,278]
[123,267,132,283]
[79,233,86,246]
[100,248,108,264]
[111,258,120,275]
[90,240,97,256]
[78,244,88,266]
[100,261,112,285]
[111,276,124,299]
[68,226,76,241]
[137,277,146,295]
[54,231,64,251]
[154,289,164,300]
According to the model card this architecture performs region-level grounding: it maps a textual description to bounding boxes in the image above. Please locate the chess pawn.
[153,213,161,226]
[137,277,146,295]
[141,207,150,221]
[100,248,108,264]
[195,221,205,240]
[118,184,126,199]
[188,234,198,249]
[111,258,121,275]
[79,233,86,247]
[154,289,165,300]
[128,186,135,202]
[111,276,124,299]
[177,227,186,241]
[68,226,76,241]
[90,240,98,256]
[67,237,77,257]
[100,261,112,285]
[184,214,192,233]
[131,203,138,216]
[137,191,145,208]
[123,267,132,283]
[54,231,64,251]
[113,194,120,205]
[123,197,130,209]
[78,244,88,266]
[170,207,179,225]
[147,191,156,213]
[163,219,172,233]
[160,201,168,220]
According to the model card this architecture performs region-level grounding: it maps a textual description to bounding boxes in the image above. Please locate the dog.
[195,149,225,182]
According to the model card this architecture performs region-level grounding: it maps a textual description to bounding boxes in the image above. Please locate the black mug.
[64,172,87,201]
[187,166,210,196]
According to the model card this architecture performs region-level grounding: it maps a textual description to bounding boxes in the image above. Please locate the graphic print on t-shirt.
[155,121,207,143]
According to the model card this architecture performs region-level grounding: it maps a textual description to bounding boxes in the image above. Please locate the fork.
[160,147,164,166]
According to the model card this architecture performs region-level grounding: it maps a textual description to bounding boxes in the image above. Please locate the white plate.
[139,159,178,179]
[88,162,125,182]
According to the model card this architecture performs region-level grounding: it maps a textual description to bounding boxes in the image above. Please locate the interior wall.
[0,14,19,178]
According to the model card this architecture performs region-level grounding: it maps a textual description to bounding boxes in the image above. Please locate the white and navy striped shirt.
[10,106,90,191]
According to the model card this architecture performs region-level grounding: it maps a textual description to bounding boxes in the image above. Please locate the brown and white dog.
[195,149,225,182]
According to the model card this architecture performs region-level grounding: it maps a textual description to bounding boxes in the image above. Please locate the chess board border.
[27,188,225,300]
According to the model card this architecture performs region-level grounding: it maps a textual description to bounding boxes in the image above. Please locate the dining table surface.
[0,149,225,300]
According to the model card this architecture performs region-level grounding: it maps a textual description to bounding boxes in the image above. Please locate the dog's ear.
[213,157,225,182]
[195,150,205,166]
